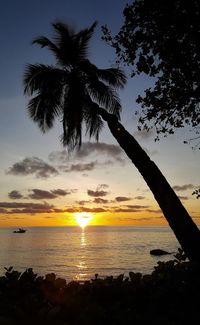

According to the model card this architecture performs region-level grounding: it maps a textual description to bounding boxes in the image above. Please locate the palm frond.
[24,64,65,96]
[80,60,126,88]
[25,21,126,152]
[26,76,64,132]
[61,76,85,149]
[52,22,79,67]
[32,36,58,51]
[83,99,104,140]
[86,76,122,119]
[96,67,126,88]
[75,22,97,61]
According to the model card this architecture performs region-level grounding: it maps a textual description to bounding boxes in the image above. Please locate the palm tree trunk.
[99,108,200,262]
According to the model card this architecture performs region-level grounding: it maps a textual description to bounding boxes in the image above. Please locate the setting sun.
[74,212,93,228]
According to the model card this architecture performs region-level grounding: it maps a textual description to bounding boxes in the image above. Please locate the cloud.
[134,196,145,200]
[76,200,91,205]
[0,202,55,214]
[8,190,23,199]
[98,184,109,189]
[87,184,109,197]
[68,161,97,172]
[28,188,74,199]
[145,209,162,214]
[126,204,149,209]
[48,150,68,163]
[49,143,126,173]
[93,198,109,204]
[63,206,107,213]
[87,189,108,197]
[0,208,8,213]
[7,157,58,178]
[144,148,158,156]
[178,196,189,200]
[173,184,195,191]
[82,207,106,213]
[112,204,149,213]
[134,129,154,140]
[51,189,73,196]
[49,142,125,166]
[75,142,123,159]
[0,202,54,209]
[59,160,124,173]
[28,189,57,200]
[115,196,132,202]
[8,188,74,201]
[114,208,140,213]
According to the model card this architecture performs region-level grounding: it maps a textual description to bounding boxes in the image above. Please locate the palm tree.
[24,21,200,262]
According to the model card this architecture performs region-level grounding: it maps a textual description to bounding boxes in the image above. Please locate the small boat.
[13,228,26,233]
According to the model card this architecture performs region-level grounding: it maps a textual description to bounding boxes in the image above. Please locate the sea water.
[0,226,179,281]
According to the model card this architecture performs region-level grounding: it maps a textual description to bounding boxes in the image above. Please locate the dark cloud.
[48,150,68,163]
[87,184,109,197]
[0,202,54,209]
[134,129,154,140]
[59,161,97,173]
[70,161,97,172]
[112,204,149,213]
[87,189,108,197]
[51,189,73,196]
[178,196,189,200]
[60,159,124,173]
[173,184,195,191]
[79,207,106,213]
[53,208,66,213]
[63,206,106,213]
[7,157,58,178]
[49,143,124,162]
[75,142,123,159]
[134,196,145,200]
[0,202,55,214]
[76,200,91,205]
[113,204,149,213]
[8,190,23,199]
[115,196,132,202]
[126,204,149,209]
[114,208,140,213]
[93,198,108,204]
[28,188,74,199]
[28,189,57,200]
[0,208,7,213]
[146,209,162,214]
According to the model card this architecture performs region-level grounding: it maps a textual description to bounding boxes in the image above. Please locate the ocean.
[0,226,179,281]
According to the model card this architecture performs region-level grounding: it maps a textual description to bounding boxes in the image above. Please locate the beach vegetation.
[1,254,200,324]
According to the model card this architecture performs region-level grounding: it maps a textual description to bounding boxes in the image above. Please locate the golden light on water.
[74,212,93,228]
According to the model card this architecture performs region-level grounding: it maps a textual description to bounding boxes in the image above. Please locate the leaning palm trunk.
[99,107,200,262]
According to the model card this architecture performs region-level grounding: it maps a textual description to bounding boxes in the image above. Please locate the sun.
[74,212,93,228]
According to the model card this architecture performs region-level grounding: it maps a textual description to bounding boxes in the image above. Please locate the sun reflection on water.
[75,229,88,281]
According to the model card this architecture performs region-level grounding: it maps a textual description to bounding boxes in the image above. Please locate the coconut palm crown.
[24,21,126,150]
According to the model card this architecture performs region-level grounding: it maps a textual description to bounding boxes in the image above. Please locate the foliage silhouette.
[102,0,200,145]
[24,21,200,261]
[1,256,200,324]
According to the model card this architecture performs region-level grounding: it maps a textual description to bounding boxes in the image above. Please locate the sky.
[0,0,200,227]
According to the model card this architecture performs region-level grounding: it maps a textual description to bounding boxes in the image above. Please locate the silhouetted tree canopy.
[102,0,200,143]
[24,22,126,151]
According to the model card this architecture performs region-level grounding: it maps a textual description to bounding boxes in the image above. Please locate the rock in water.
[150,249,171,256]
